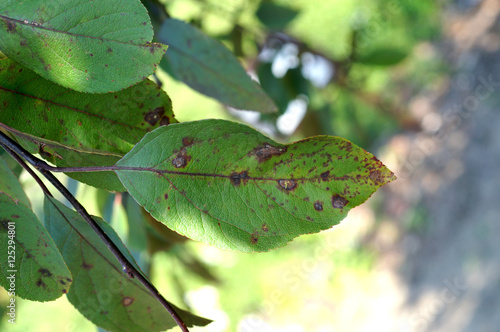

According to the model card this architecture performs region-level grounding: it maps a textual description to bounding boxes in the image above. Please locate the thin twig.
[0,132,189,332]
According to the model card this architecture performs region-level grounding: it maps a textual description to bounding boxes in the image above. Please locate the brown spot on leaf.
[172,154,190,168]
[278,179,297,191]
[144,107,164,125]
[320,171,330,181]
[159,116,170,126]
[122,297,134,306]
[251,143,287,163]
[182,137,194,147]
[314,202,323,211]
[339,141,352,152]
[82,262,94,270]
[107,47,113,53]
[230,171,249,186]
[369,171,383,183]
[11,215,19,218]
[39,268,52,277]
[332,194,349,209]
[262,224,269,232]
[5,20,16,32]
[0,220,8,231]
[36,279,46,288]
[164,194,168,199]
[251,233,259,244]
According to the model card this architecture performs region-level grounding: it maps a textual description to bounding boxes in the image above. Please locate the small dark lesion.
[172,153,191,168]
[331,194,348,209]
[320,171,330,181]
[182,137,194,147]
[5,20,16,33]
[36,279,47,288]
[251,143,287,163]
[122,296,134,306]
[0,219,9,231]
[81,262,94,270]
[159,116,171,126]
[278,179,297,191]
[230,171,249,186]
[144,107,165,126]
[251,233,259,244]
[369,170,383,183]
[38,268,52,278]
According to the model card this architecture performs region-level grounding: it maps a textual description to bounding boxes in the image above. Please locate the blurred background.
[2,0,500,331]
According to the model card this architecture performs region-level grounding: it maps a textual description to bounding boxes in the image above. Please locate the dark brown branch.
[0,131,189,332]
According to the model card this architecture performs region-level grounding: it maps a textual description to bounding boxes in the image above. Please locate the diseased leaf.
[158,18,277,113]
[0,58,176,191]
[115,119,396,252]
[44,196,211,332]
[0,58,175,154]
[0,155,30,207]
[0,195,72,301]
[0,0,167,93]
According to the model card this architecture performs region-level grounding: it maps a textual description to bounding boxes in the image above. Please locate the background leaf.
[0,0,166,93]
[355,47,409,66]
[256,2,300,31]
[0,58,175,191]
[0,195,72,301]
[158,18,277,113]
[115,119,395,252]
[44,196,211,332]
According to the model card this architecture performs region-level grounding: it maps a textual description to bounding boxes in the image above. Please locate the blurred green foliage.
[1,0,444,330]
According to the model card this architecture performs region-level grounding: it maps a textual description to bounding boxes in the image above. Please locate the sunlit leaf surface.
[115,119,396,252]
[0,0,166,93]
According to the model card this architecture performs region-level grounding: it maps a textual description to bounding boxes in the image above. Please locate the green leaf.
[0,0,167,93]
[356,47,409,66]
[0,58,175,191]
[256,2,300,31]
[0,155,30,207]
[44,196,211,331]
[0,195,72,301]
[114,119,396,252]
[158,18,277,113]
